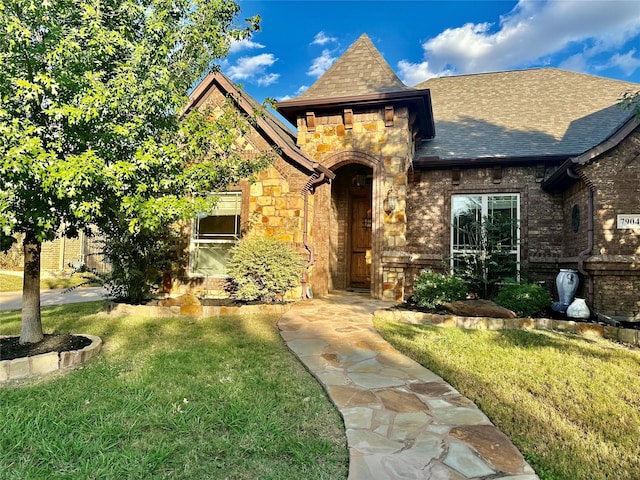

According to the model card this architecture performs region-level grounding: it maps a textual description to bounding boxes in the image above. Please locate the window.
[190,192,241,276]
[451,193,520,282]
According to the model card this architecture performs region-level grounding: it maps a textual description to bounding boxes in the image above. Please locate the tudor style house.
[182,34,639,322]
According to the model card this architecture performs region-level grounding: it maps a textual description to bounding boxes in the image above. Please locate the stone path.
[278,291,538,480]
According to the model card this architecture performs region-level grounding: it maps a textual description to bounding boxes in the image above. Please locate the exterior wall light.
[383,187,398,215]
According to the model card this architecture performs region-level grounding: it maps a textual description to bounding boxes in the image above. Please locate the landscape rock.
[158,293,201,307]
[442,300,517,319]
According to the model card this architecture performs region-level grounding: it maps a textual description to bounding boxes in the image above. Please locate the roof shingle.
[415,68,640,160]
[295,33,409,101]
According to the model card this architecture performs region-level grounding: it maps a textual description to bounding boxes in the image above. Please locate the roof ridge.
[415,67,640,89]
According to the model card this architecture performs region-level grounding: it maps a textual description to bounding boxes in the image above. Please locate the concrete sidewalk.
[279,292,538,480]
[0,287,109,311]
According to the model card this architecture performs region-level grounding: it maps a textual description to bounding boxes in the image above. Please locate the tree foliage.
[620,90,640,119]
[0,0,266,342]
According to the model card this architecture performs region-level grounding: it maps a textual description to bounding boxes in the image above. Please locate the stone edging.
[374,309,640,348]
[0,334,102,383]
[104,301,293,318]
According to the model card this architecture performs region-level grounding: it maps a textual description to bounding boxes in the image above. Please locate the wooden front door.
[350,194,372,288]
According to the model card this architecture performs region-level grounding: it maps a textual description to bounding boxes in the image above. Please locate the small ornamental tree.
[452,215,519,299]
[0,0,264,343]
[227,236,304,302]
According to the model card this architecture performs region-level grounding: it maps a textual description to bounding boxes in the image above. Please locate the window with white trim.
[190,192,241,276]
[451,193,520,281]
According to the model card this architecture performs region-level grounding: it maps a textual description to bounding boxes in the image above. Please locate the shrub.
[227,236,304,302]
[495,283,552,317]
[412,270,467,309]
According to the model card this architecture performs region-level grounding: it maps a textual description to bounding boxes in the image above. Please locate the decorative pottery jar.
[555,269,579,313]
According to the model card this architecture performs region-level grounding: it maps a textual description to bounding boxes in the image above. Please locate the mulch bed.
[0,334,92,361]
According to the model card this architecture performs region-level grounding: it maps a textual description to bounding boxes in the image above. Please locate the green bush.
[412,270,467,309]
[495,283,552,317]
[227,236,304,302]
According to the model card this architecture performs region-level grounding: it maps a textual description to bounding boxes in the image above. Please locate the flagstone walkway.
[278,291,538,480]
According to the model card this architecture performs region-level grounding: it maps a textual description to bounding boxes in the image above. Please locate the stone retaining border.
[374,309,640,348]
[0,334,102,383]
[104,301,293,318]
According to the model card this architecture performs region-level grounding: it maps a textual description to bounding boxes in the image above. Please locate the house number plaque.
[617,214,640,229]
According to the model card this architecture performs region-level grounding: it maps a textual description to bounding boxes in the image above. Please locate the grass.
[0,303,347,479]
[0,273,99,292]
[373,318,640,480]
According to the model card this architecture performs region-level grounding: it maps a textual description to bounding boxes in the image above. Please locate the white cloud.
[307,49,336,77]
[278,85,309,102]
[604,49,640,76]
[398,60,441,86]
[227,53,278,82]
[257,73,280,87]
[558,53,588,73]
[400,0,640,85]
[229,38,265,54]
[311,31,337,46]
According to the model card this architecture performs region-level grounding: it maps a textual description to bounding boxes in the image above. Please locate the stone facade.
[175,47,640,322]
[294,106,414,301]
[173,77,322,298]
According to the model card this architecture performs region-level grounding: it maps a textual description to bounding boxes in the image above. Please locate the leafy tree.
[0,0,264,343]
[100,101,272,304]
[620,90,640,118]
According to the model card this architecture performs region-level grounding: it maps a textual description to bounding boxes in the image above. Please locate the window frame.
[450,193,521,280]
[189,191,242,277]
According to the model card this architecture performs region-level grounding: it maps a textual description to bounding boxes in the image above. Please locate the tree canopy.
[0,0,269,342]
[620,90,640,120]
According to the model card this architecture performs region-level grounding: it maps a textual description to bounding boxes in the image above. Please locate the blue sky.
[220,0,640,105]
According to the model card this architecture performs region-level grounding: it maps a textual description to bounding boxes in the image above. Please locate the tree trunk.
[20,232,43,344]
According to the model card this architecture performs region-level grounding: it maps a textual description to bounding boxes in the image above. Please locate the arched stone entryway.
[319,150,384,298]
[330,163,373,290]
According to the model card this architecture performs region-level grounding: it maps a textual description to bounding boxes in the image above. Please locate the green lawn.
[0,273,99,292]
[0,303,347,479]
[374,318,640,480]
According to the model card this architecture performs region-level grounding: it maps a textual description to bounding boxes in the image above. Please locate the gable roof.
[185,71,334,181]
[278,34,435,140]
[414,68,639,165]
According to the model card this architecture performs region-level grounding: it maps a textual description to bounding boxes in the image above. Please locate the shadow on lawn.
[0,301,285,365]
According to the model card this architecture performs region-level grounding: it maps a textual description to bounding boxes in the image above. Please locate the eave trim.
[184,72,335,181]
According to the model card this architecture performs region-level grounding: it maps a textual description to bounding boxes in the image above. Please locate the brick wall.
[578,127,640,319]
[404,165,565,296]
[583,128,640,257]
[35,230,109,274]
[561,181,590,257]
